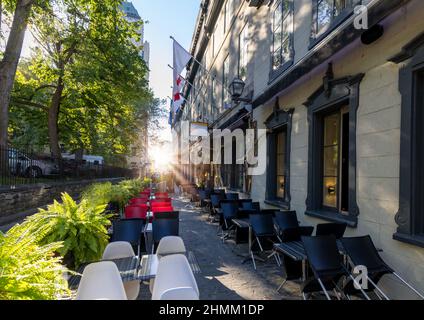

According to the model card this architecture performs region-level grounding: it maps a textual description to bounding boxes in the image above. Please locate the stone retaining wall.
[0,178,123,223]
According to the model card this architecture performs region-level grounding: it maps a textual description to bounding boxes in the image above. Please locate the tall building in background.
[120,1,150,68]
[120,1,150,175]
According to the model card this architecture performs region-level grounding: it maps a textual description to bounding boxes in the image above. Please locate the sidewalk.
[167,197,300,300]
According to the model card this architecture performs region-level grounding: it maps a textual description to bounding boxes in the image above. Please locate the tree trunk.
[0,0,34,148]
[48,76,64,160]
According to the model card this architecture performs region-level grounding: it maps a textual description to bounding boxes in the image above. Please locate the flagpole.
[167,64,196,90]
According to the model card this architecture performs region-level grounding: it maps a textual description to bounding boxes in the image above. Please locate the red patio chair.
[129,198,148,205]
[151,202,172,208]
[151,198,172,204]
[151,207,174,213]
[125,206,148,220]
[155,192,169,199]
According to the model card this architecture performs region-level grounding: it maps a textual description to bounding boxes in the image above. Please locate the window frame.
[238,23,249,81]
[264,106,294,209]
[310,0,362,49]
[304,73,364,228]
[269,0,294,83]
[392,35,424,248]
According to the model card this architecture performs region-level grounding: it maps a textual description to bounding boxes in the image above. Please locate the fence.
[0,146,134,190]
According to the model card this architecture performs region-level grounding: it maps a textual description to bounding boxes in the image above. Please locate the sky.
[134,0,200,142]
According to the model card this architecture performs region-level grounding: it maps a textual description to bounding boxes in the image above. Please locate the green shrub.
[16,193,112,270]
[0,226,70,300]
[80,182,113,208]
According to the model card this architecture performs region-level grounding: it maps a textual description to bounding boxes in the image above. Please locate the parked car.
[8,149,59,178]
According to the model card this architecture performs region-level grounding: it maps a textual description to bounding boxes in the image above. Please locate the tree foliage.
[7,0,162,165]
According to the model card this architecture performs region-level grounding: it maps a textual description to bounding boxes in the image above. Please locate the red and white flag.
[172,39,192,113]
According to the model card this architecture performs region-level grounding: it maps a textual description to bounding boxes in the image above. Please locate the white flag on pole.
[172,39,192,113]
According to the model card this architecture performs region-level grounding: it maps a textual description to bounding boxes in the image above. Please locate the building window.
[391,34,424,247]
[305,70,363,227]
[322,107,349,212]
[265,105,293,209]
[222,55,230,110]
[239,23,249,80]
[311,0,361,44]
[271,0,294,76]
[276,129,287,200]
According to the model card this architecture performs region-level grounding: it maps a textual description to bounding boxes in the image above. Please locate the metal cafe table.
[68,252,201,290]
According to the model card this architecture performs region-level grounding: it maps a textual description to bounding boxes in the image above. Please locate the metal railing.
[0,146,134,190]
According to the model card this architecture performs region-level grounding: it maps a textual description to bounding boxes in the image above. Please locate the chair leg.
[277,279,287,293]
[348,274,371,300]
[302,292,308,300]
[367,276,390,300]
[393,273,424,299]
[318,278,331,300]
[251,251,257,270]
[256,237,264,252]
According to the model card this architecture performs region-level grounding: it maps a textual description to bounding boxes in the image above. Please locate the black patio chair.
[260,209,279,216]
[199,189,211,208]
[154,211,179,220]
[274,211,299,233]
[341,236,424,300]
[112,219,145,257]
[301,235,370,300]
[275,227,314,292]
[210,193,225,221]
[276,226,315,292]
[225,193,239,201]
[220,200,239,242]
[249,213,282,270]
[238,199,252,209]
[316,223,347,239]
[241,201,260,211]
[152,215,179,253]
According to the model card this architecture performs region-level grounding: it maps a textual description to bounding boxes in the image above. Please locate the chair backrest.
[102,241,135,260]
[152,207,174,214]
[152,254,199,300]
[301,235,344,278]
[274,211,299,231]
[210,194,224,207]
[199,190,210,201]
[238,199,253,208]
[76,262,127,300]
[129,198,148,205]
[225,193,239,201]
[316,223,347,239]
[220,201,239,220]
[237,209,258,219]
[125,206,148,219]
[249,213,276,236]
[340,236,392,272]
[112,219,145,245]
[281,226,314,242]
[154,211,179,220]
[151,200,172,206]
[155,192,169,199]
[260,209,279,216]
[156,236,186,257]
[153,218,179,242]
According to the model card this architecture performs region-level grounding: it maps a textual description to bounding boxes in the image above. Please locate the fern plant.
[16,193,112,270]
[0,226,70,300]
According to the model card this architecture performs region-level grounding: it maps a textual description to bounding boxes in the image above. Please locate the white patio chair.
[76,261,127,300]
[152,254,199,300]
[156,236,187,258]
[102,242,140,300]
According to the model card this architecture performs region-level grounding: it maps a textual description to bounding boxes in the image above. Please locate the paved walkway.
[141,197,300,300]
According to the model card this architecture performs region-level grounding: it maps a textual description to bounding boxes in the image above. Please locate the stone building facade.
[173,0,424,297]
